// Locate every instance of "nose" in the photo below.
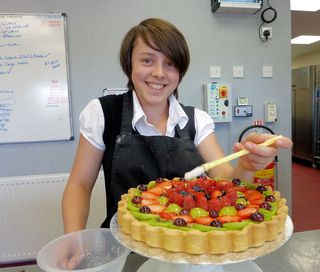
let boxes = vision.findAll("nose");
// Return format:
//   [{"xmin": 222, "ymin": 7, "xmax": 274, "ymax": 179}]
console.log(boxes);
[{"xmin": 152, "ymin": 63, "xmax": 165, "ymax": 78}]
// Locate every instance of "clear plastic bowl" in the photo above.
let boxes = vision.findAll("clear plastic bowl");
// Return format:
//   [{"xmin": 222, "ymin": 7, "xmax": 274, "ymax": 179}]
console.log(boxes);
[{"xmin": 37, "ymin": 228, "xmax": 130, "ymax": 272}]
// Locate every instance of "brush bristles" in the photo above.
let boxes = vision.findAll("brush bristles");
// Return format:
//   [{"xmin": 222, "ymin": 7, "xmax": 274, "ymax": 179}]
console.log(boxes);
[{"xmin": 184, "ymin": 166, "xmax": 205, "ymax": 180}]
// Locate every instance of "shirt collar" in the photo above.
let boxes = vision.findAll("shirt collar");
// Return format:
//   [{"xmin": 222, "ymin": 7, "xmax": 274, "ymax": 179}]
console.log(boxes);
[{"xmin": 131, "ymin": 91, "xmax": 189, "ymax": 131}]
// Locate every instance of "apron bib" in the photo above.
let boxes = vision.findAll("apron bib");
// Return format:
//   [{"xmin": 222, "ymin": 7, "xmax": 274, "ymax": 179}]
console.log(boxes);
[{"xmin": 101, "ymin": 93, "xmax": 203, "ymax": 227}]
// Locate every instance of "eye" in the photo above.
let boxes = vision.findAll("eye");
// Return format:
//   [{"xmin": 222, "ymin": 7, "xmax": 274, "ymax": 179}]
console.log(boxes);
[
  {"xmin": 141, "ymin": 58, "xmax": 153, "ymax": 65},
  {"xmin": 167, "ymin": 62, "xmax": 176, "ymax": 69}
]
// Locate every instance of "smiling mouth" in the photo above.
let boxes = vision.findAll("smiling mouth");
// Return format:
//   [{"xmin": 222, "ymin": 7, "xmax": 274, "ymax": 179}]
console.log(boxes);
[{"xmin": 148, "ymin": 82, "xmax": 165, "ymax": 90}]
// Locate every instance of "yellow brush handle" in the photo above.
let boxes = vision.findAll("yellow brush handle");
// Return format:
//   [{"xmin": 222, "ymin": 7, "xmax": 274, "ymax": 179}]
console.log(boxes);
[{"xmin": 203, "ymin": 135, "xmax": 283, "ymax": 172}]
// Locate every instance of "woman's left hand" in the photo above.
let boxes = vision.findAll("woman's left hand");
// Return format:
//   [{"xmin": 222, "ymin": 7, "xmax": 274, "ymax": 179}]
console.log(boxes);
[{"xmin": 233, "ymin": 133, "xmax": 293, "ymax": 172}]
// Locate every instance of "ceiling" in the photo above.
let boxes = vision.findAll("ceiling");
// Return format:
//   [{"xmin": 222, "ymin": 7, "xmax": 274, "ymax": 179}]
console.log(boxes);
[{"xmin": 291, "ymin": 10, "xmax": 320, "ymax": 58}]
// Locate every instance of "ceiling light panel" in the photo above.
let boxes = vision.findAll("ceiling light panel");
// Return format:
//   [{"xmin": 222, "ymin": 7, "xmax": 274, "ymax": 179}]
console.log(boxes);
[
  {"xmin": 290, "ymin": 0, "xmax": 320, "ymax": 11},
  {"xmin": 291, "ymin": 35, "xmax": 320, "ymax": 44}
]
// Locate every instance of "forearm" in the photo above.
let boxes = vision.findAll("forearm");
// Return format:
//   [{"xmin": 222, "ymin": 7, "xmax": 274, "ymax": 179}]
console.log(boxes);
[{"xmin": 62, "ymin": 182, "xmax": 91, "ymax": 233}]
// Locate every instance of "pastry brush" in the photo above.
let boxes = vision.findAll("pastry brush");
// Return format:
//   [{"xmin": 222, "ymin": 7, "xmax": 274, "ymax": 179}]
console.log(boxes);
[{"xmin": 184, "ymin": 135, "xmax": 284, "ymax": 180}]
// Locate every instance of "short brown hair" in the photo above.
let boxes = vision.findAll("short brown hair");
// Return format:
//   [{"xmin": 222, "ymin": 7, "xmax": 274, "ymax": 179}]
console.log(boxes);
[{"xmin": 119, "ymin": 18, "xmax": 190, "ymax": 98}]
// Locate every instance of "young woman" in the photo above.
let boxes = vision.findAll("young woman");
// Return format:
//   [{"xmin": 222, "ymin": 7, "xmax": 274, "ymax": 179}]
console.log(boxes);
[{"xmin": 62, "ymin": 18, "xmax": 292, "ymax": 234}]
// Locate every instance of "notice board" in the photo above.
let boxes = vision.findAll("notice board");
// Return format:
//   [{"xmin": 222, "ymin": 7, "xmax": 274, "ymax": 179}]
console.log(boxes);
[{"xmin": 0, "ymin": 13, "xmax": 73, "ymax": 143}]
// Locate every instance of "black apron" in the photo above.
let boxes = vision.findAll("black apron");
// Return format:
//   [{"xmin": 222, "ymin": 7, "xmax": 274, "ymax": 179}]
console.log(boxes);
[{"xmin": 100, "ymin": 92, "xmax": 204, "ymax": 227}]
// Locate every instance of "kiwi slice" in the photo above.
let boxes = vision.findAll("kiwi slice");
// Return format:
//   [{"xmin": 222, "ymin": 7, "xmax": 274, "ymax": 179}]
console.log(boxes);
[
  {"xmin": 269, "ymin": 201, "xmax": 279, "ymax": 216},
  {"xmin": 258, "ymin": 208, "xmax": 273, "ymax": 221},
  {"xmin": 191, "ymin": 223, "xmax": 227, "ymax": 232},
  {"xmin": 132, "ymin": 211, "xmax": 159, "ymax": 220},
  {"xmin": 147, "ymin": 180, "xmax": 156, "ymax": 189},
  {"xmin": 148, "ymin": 219, "xmax": 171, "ymax": 228},
  {"xmin": 223, "ymin": 220, "xmax": 250, "ymax": 230}
]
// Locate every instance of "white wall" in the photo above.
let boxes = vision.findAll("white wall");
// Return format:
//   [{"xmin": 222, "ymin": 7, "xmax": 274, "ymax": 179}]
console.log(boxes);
[{"xmin": 0, "ymin": 0, "xmax": 292, "ymax": 208}]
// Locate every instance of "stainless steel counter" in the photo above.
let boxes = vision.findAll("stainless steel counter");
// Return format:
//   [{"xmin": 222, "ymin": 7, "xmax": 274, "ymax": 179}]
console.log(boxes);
[{"xmin": 122, "ymin": 230, "xmax": 320, "ymax": 272}]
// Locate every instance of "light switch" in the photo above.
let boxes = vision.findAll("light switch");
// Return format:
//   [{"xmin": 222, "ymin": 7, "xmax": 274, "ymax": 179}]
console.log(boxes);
[
  {"xmin": 262, "ymin": 66, "xmax": 273, "ymax": 78},
  {"xmin": 233, "ymin": 66, "xmax": 244, "ymax": 78},
  {"xmin": 210, "ymin": 66, "xmax": 221, "ymax": 78}
]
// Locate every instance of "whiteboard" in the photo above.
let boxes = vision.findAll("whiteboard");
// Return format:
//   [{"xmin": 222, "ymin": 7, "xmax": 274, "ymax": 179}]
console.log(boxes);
[{"xmin": 0, "ymin": 13, "xmax": 73, "ymax": 143}]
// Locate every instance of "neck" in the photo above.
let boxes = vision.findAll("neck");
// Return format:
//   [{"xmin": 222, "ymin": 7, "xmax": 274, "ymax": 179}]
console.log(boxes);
[{"xmin": 143, "ymin": 102, "xmax": 169, "ymax": 135}]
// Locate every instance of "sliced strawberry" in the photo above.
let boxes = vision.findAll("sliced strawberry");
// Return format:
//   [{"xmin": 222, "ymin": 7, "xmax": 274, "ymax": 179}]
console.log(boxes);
[
  {"xmin": 156, "ymin": 181, "xmax": 172, "ymax": 190},
  {"xmin": 245, "ymin": 190, "xmax": 263, "ymax": 203},
  {"xmin": 147, "ymin": 204, "xmax": 166, "ymax": 214},
  {"xmin": 211, "ymin": 189, "xmax": 223, "ymax": 199},
  {"xmin": 250, "ymin": 199, "xmax": 264, "ymax": 205},
  {"xmin": 216, "ymin": 180, "xmax": 234, "ymax": 191},
  {"xmin": 216, "ymin": 215, "xmax": 241, "ymax": 223},
  {"xmin": 196, "ymin": 195, "xmax": 208, "ymax": 211},
  {"xmin": 172, "ymin": 214, "xmax": 194, "ymax": 224},
  {"xmin": 225, "ymin": 190, "xmax": 238, "ymax": 206},
  {"xmin": 159, "ymin": 211, "xmax": 175, "ymax": 220},
  {"xmin": 141, "ymin": 199, "xmax": 159, "ymax": 206},
  {"xmin": 183, "ymin": 194, "xmax": 197, "ymax": 210},
  {"xmin": 237, "ymin": 207, "xmax": 258, "ymax": 219},
  {"xmin": 208, "ymin": 198, "xmax": 223, "ymax": 212},
  {"xmin": 246, "ymin": 204, "xmax": 260, "ymax": 209},
  {"xmin": 227, "ymin": 186, "xmax": 246, "ymax": 193},
  {"xmin": 148, "ymin": 186, "xmax": 165, "ymax": 196},
  {"xmin": 194, "ymin": 216, "xmax": 214, "ymax": 226},
  {"xmin": 141, "ymin": 191, "xmax": 158, "ymax": 200},
  {"xmin": 168, "ymin": 191, "xmax": 184, "ymax": 207}
]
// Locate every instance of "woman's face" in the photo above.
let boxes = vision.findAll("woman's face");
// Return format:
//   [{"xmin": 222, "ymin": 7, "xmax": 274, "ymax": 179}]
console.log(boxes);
[{"xmin": 131, "ymin": 38, "xmax": 180, "ymax": 107}]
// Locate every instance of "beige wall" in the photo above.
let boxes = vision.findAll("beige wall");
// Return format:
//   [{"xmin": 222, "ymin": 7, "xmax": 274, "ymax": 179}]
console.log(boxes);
[{"xmin": 292, "ymin": 50, "xmax": 320, "ymax": 69}]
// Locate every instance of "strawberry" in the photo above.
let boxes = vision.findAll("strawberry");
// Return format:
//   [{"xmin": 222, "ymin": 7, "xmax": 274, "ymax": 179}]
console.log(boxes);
[
  {"xmin": 208, "ymin": 198, "xmax": 223, "ymax": 212},
  {"xmin": 141, "ymin": 191, "xmax": 158, "ymax": 200},
  {"xmin": 194, "ymin": 216, "xmax": 214, "ymax": 226},
  {"xmin": 156, "ymin": 181, "xmax": 172, "ymax": 190},
  {"xmin": 196, "ymin": 195, "xmax": 208, "ymax": 211},
  {"xmin": 148, "ymin": 186, "xmax": 165, "ymax": 196},
  {"xmin": 141, "ymin": 199, "xmax": 159, "ymax": 206},
  {"xmin": 245, "ymin": 190, "xmax": 263, "ymax": 203},
  {"xmin": 147, "ymin": 204, "xmax": 166, "ymax": 214},
  {"xmin": 172, "ymin": 214, "xmax": 194, "ymax": 224},
  {"xmin": 225, "ymin": 190, "xmax": 238, "ymax": 206},
  {"xmin": 215, "ymin": 180, "xmax": 234, "ymax": 191},
  {"xmin": 168, "ymin": 191, "xmax": 184, "ymax": 207},
  {"xmin": 216, "ymin": 215, "xmax": 241, "ymax": 223},
  {"xmin": 183, "ymin": 194, "xmax": 197, "ymax": 210},
  {"xmin": 159, "ymin": 211, "xmax": 175, "ymax": 220},
  {"xmin": 211, "ymin": 189, "xmax": 223, "ymax": 199},
  {"xmin": 237, "ymin": 207, "xmax": 258, "ymax": 219}
]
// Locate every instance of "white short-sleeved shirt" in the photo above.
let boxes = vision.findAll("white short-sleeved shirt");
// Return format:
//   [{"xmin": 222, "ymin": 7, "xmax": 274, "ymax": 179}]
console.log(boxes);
[{"xmin": 79, "ymin": 92, "xmax": 215, "ymax": 151}]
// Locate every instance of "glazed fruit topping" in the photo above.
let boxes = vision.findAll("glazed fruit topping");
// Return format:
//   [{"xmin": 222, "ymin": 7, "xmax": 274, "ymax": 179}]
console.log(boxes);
[
  {"xmin": 259, "ymin": 201, "xmax": 272, "ymax": 211},
  {"xmin": 138, "ymin": 184, "xmax": 148, "ymax": 192},
  {"xmin": 132, "ymin": 196, "xmax": 142, "ymax": 204},
  {"xmin": 250, "ymin": 212, "xmax": 264, "ymax": 222},
  {"xmin": 255, "ymin": 185, "xmax": 267, "ymax": 193},
  {"xmin": 235, "ymin": 203, "xmax": 246, "ymax": 211},
  {"xmin": 139, "ymin": 206, "xmax": 151, "ymax": 213},
  {"xmin": 232, "ymin": 178, "xmax": 241, "ymax": 186},
  {"xmin": 265, "ymin": 195, "xmax": 276, "ymax": 202},
  {"xmin": 130, "ymin": 177, "xmax": 279, "ymax": 231},
  {"xmin": 210, "ymin": 219, "xmax": 223, "ymax": 228},
  {"xmin": 174, "ymin": 218, "xmax": 187, "ymax": 227}
]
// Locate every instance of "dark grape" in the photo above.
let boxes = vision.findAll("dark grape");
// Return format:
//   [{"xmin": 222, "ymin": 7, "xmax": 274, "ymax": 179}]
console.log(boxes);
[
  {"xmin": 265, "ymin": 195, "xmax": 276, "ymax": 202},
  {"xmin": 250, "ymin": 212, "xmax": 264, "ymax": 222},
  {"xmin": 235, "ymin": 203, "xmax": 246, "ymax": 211},
  {"xmin": 209, "ymin": 210, "xmax": 219, "ymax": 218},
  {"xmin": 179, "ymin": 209, "xmax": 189, "ymax": 215},
  {"xmin": 256, "ymin": 185, "xmax": 267, "ymax": 193},
  {"xmin": 156, "ymin": 177, "xmax": 163, "ymax": 183},
  {"xmin": 139, "ymin": 206, "xmax": 151, "ymax": 214},
  {"xmin": 210, "ymin": 219, "xmax": 223, "ymax": 228},
  {"xmin": 131, "ymin": 196, "xmax": 142, "ymax": 204},
  {"xmin": 192, "ymin": 185, "xmax": 203, "ymax": 192},
  {"xmin": 232, "ymin": 178, "xmax": 241, "ymax": 186},
  {"xmin": 259, "ymin": 201, "xmax": 272, "ymax": 211},
  {"xmin": 174, "ymin": 218, "xmax": 187, "ymax": 227},
  {"xmin": 137, "ymin": 184, "xmax": 148, "ymax": 192}
]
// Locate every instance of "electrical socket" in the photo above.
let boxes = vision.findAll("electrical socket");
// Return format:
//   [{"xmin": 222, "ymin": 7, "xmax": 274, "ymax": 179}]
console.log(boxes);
[{"xmin": 261, "ymin": 27, "xmax": 272, "ymax": 39}]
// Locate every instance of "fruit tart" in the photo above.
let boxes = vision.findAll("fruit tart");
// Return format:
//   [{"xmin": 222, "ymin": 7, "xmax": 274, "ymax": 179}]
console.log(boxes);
[{"xmin": 117, "ymin": 176, "xmax": 288, "ymax": 254}]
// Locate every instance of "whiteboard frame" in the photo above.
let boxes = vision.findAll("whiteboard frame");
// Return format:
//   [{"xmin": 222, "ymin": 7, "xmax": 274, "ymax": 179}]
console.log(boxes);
[{"xmin": 0, "ymin": 12, "xmax": 74, "ymax": 144}]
